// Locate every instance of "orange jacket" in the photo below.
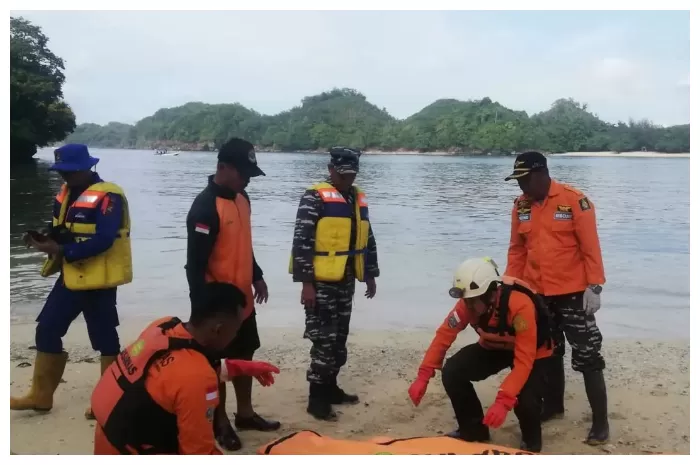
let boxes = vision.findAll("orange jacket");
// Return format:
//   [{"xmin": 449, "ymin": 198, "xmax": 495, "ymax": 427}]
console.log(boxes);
[
  {"xmin": 419, "ymin": 283, "xmax": 552, "ymax": 399},
  {"xmin": 92, "ymin": 317, "xmax": 222, "ymax": 455},
  {"xmin": 505, "ymin": 179, "xmax": 605, "ymax": 296}
]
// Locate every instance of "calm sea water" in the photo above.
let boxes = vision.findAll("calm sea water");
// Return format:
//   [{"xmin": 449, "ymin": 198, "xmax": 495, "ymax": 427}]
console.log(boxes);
[{"xmin": 10, "ymin": 148, "xmax": 690, "ymax": 339}]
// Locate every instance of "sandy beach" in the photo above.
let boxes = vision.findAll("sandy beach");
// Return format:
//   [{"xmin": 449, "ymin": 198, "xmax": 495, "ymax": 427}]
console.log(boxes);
[{"xmin": 9, "ymin": 316, "xmax": 689, "ymax": 455}]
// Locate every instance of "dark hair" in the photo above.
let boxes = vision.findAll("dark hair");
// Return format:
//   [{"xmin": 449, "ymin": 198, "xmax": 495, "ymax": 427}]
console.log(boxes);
[{"xmin": 190, "ymin": 282, "xmax": 246, "ymax": 325}]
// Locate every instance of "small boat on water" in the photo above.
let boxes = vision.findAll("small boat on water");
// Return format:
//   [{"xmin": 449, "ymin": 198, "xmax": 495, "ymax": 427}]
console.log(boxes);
[{"xmin": 154, "ymin": 149, "xmax": 180, "ymax": 156}]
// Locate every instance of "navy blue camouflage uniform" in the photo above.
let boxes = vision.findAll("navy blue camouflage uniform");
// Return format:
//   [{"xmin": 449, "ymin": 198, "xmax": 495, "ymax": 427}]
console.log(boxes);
[{"xmin": 291, "ymin": 162, "xmax": 379, "ymax": 388}]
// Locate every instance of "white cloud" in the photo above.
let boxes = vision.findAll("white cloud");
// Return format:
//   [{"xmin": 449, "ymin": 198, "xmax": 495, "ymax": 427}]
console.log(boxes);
[{"xmin": 591, "ymin": 57, "xmax": 639, "ymax": 82}]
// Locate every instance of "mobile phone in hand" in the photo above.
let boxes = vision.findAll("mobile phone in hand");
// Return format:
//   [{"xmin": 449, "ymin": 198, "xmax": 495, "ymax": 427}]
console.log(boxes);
[{"xmin": 25, "ymin": 230, "xmax": 47, "ymax": 242}]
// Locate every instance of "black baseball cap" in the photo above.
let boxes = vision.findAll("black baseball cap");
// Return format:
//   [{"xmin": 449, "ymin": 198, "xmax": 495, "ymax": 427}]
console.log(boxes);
[
  {"xmin": 504, "ymin": 151, "xmax": 548, "ymax": 181},
  {"xmin": 329, "ymin": 146, "xmax": 360, "ymax": 174},
  {"xmin": 217, "ymin": 138, "xmax": 265, "ymax": 177}
]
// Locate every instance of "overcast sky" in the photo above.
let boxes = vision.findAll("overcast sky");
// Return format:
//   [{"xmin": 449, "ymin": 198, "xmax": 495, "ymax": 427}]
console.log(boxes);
[{"xmin": 12, "ymin": 10, "xmax": 690, "ymax": 127}]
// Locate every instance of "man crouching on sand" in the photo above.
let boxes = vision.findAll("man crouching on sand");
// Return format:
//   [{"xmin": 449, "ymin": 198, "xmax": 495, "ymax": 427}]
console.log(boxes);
[
  {"xmin": 90, "ymin": 282, "xmax": 279, "ymax": 455},
  {"xmin": 408, "ymin": 257, "xmax": 553, "ymax": 453}
]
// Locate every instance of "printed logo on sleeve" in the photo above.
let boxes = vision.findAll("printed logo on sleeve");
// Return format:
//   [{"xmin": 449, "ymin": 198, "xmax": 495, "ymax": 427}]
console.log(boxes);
[
  {"xmin": 195, "ymin": 223, "xmax": 210, "ymax": 235},
  {"xmin": 512, "ymin": 314, "xmax": 529, "ymax": 333},
  {"xmin": 578, "ymin": 197, "xmax": 591, "ymax": 211},
  {"xmin": 447, "ymin": 311, "xmax": 461, "ymax": 328}
]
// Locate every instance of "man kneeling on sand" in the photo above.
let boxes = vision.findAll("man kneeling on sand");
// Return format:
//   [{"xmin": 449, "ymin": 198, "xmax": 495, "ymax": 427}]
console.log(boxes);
[{"xmin": 90, "ymin": 282, "xmax": 279, "ymax": 455}]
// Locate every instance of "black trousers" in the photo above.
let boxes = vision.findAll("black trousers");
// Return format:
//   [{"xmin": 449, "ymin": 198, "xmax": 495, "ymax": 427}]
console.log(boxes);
[{"xmin": 441, "ymin": 343, "xmax": 546, "ymax": 446}]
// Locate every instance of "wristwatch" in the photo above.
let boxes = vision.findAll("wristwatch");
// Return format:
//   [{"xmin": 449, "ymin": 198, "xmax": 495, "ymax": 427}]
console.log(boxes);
[{"xmin": 588, "ymin": 285, "xmax": 603, "ymax": 295}]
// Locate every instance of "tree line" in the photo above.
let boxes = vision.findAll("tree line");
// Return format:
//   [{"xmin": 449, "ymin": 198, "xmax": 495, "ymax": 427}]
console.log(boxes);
[{"xmin": 66, "ymin": 89, "xmax": 690, "ymax": 155}]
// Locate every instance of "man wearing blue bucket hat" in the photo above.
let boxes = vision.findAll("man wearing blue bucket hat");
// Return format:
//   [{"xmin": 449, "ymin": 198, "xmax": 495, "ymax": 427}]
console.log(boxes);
[{"xmin": 10, "ymin": 144, "xmax": 133, "ymax": 421}]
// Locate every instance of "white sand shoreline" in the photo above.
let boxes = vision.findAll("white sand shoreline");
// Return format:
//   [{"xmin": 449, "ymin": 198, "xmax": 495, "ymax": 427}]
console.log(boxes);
[
  {"xmin": 9, "ymin": 318, "xmax": 690, "ymax": 455},
  {"xmin": 549, "ymin": 151, "xmax": 689, "ymax": 159},
  {"xmin": 54, "ymin": 147, "xmax": 690, "ymax": 159}
]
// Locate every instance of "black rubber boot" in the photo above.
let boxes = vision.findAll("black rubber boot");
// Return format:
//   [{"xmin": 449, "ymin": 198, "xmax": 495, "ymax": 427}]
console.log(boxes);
[
  {"xmin": 307, "ymin": 383, "xmax": 337, "ymax": 421},
  {"xmin": 583, "ymin": 370, "xmax": 609, "ymax": 445},
  {"xmin": 541, "ymin": 356, "xmax": 566, "ymax": 422},
  {"xmin": 519, "ymin": 425, "xmax": 542, "ymax": 453},
  {"xmin": 446, "ymin": 422, "xmax": 490, "ymax": 443},
  {"xmin": 329, "ymin": 378, "xmax": 359, "ymax": 405}
]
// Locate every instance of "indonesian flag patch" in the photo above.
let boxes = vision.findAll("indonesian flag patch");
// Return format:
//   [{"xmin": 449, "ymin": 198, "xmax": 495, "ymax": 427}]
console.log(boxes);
[
  {"xmin": 205, "ymin": 386, "xmax": 219, "ymax": 401},
  {"xmin": 195, "ymin": 223, "xmax": 210, "ymax": 235}
]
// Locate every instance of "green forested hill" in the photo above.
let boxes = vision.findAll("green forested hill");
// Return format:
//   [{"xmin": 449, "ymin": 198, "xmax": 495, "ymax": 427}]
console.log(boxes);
[{"xmin": 64, "ymin": 88, "xmax": 690, "ymax": 154}]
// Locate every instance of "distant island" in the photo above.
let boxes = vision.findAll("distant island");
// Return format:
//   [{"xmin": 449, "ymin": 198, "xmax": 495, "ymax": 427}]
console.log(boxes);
[{"xmin": 64, "ymin": 88, "xmax": 690, "ymax": 156}]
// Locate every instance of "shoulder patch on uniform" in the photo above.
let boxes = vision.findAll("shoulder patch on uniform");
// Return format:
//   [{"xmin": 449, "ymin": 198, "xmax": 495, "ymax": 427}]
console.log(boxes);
[
  {"xmin": 206, "ymin": 406, "xmax": 215, "ymax": 423},
  {"xmin": 447, "ymin": 311, "xmax": 461, "ymax": 328},
  {"xmin": 195, "ymin": 223, "xmax": 210, "ymax": 235},
  {"xmin": 205, "ymin": 386, "xmax": 219, "ymax": 401},
  {"xmin": 578, "ymin": 197, "xmax": 591, "ymax": 211},
  {"xmin": 512, "ymin": 314, "xmax": 528, "ymax": 333}
]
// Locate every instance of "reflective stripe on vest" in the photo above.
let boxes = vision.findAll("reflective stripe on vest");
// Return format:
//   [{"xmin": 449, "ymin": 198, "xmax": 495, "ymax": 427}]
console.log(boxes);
[{"xmin": 310, "ymin": 182, "xmax": 370, "ymax": 282}]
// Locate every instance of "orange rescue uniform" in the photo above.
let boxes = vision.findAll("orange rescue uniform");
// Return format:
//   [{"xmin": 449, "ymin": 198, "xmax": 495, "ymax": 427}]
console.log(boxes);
[
  {"xmin": 92, "ymin": 317, "xmax": 222, "ymax": 455},
  {"xmin": 419, "ymin": 279, "xmax": 552, "ymax": 399},
  {"xmin": 505, "ymin": 179, "xmax": 605, "ymax": 296}
]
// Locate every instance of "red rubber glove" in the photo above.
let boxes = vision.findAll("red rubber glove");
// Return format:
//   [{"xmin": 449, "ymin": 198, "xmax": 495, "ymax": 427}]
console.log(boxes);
[
  {"xmin": 483, "ymin": 391, "xmax": 518, "ymax": 428},
  {"xmin": 222, "ymin": 360, "xmax": 280, "ymax": 387},
  {"xmin": 408, "ymin": 367, "xmax": 435, "ymax": 406}
]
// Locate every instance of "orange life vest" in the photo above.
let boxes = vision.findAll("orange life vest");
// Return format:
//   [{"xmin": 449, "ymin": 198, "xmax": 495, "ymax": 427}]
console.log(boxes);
[
  {"xmin": 91, "ymin": 317, "xmax": 211, "ymax": 455},
  {"xmin": 474, "ymin": 276, "xmax": 552, "ymax": 355},
  {"xmin": 205, "ymin": 195, "xmax": 255, "ymax": 320}
]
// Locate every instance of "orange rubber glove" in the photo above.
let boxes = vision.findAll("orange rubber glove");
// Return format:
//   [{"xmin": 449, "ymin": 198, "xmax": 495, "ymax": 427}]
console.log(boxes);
[
  {"xmin": 483, "ymin": 391, "xmax": 518, "ymax": 428},
  {"xmin": 408, "ymin": 367, "xmax": 435, "ymax": 407},
  {"xmin": 221, "ymin": 360, "xmax": 280, "ymax": 387}
]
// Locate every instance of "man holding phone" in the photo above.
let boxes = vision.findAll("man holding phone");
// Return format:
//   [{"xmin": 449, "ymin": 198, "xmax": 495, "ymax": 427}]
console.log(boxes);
[{"xmin": 10, "ymin": 144, "xmax": 132, "ymax": 421}]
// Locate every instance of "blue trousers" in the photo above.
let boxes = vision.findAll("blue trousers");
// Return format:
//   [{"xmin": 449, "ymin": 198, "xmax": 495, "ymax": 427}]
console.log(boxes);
[{"xmin": 35, "ymin": 277, "xmax": 121, "ymax": 355}]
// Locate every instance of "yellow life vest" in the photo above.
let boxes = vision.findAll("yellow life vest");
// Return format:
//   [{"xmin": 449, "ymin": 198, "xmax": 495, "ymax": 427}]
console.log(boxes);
[
  {"xmin": 289, "ymin": 182, "xmax": 370, "ymax": 282},
  {"xmin": 40, "ymin": 181, "xmax": 133, "ymax": 291}
]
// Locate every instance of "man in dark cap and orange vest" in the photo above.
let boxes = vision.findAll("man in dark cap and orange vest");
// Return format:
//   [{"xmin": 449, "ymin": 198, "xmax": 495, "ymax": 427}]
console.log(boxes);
[
  {"xmin": 408, "ymin": 257, "xmax": 552, "ymax": 453},
  {"xmin": 10, "ymin": 143, "xmax": 132, "ymax": 421},
  {"xmin": 185, "ymin": 137, "xmax": 278, "ymax": 451},
  {"xmin": 504, "ymin": 151, "xmax": 609, "ymax": 445}
]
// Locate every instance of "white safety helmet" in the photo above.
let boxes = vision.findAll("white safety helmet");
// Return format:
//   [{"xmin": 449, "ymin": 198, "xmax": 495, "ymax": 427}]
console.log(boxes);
[{"xmin": 448, "ymin": 257, "xmax": 502, "ymax": 299}]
